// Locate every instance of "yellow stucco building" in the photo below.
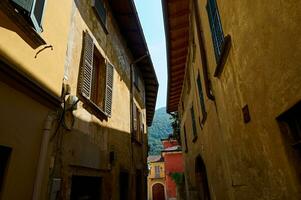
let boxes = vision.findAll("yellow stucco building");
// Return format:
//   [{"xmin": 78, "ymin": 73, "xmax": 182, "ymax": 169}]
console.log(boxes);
[
  {"xmin": 0, "ymin": 0, "xmax": 158, "ymax": 199},
  {"xmin": 148, "ymin": 155, "xmax": 166, "ymax": 200},
  {"xmin": 163, "ymin": 0, "xmax": 301, "ymax": 199}
]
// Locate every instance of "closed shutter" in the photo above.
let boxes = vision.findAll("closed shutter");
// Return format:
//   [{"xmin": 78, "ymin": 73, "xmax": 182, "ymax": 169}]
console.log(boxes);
[
  {"xmin": 133, "ymin": 103, "xmax": 137, "ymax": 137},
  {"xmin": 105, "ymin": 62, "xmax": 114, "ymax": 116},
  {"xmin": 80, "ymin": 31, "xmax": 94, "ymax": 100}
]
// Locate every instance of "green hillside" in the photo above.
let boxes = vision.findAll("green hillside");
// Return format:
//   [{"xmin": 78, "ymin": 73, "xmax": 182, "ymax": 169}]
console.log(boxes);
[{"xmin": 148, "ymin": 107, "xmax": 172, "ymax": 155}]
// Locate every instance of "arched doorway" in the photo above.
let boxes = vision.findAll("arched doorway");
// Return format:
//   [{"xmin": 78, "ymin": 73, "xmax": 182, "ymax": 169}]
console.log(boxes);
[
  {"xmin": 195, "ymin": 155, "xmax": 211, "ymax": 200},
  {"xmin": 152, "ymin": 183, "xmax": 165, "ymax": 200}
]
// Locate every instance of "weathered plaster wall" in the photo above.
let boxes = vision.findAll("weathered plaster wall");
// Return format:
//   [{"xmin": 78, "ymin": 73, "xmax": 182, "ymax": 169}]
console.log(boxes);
[
  {"xmin": 180, "ymin": 0, "xmax": 301, "ymax": 199},
  {"xmin": 61, "ymin": 0, "xmax": 148, "ymax": 199}
]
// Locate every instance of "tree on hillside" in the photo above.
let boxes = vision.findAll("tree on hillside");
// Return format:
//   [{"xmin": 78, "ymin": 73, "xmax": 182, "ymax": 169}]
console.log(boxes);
[{"xmin": 169, "ymin": 112, "xmax": 181, "ymax": 144}]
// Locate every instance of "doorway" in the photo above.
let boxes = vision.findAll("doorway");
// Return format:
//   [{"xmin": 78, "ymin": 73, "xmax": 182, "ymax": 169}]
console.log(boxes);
[
  {"xmin": 195, "ymin": 155, "xmax": 211, "ymax": 200},
  {"xmin": 70, "ymin": 175, "xmax": 102, "ymax": 200},
  {"xmin": 119, "ymin": 171, "xmax": 129, "ymax": 200},
  {"xmin": 152, "ymin": 183, "xmax": 165, "ymax": 200}
]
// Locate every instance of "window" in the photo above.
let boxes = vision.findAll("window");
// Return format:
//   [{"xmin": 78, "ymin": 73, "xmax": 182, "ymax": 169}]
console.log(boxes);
[
  {"xmin": 134, "ymin": 67, "xmax": 139, "ymax": 89},
  {"xmin": 11, "ymin": 0, "xmax": 46, "ymax": 32},
  {"xmin": 79, "ymin": 31, "xmax": 114, "ymax": 116},
  {"xmin": 155, "ymin": 166, "xmax": 160, "ymax": 178},
  {"xmin": 0, "ymin": 146, "xmax": 12, "ymax": 195},
  {"xmin": 206, "ymin": 0, "xmax": 224, "ymax": 61},
  {"xmin": 183, "ymin": 125, "xmax": 188, "ymax": 153},
  {"xmin": 197, "ymin": 72, "xmax": 207, "ymax": 120},
  {"xmin": 132, "ymin": 103, "xmax": 143, "ymax": 143},
  {"xmin": 191, "ymin": 106, "xmax": 197, "ymax": 141},
  {"xmin": 92, "ymin": 0, "xmax": 107, "ymax": 33}
]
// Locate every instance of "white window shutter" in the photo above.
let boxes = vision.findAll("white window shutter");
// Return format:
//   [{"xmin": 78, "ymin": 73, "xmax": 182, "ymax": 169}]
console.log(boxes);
[
  {"xmin": 80, "ymin": 31, "xmax": 94, "ymax": 100},
  {"xmin": 105, "ymin": 62, "xmax": 114, "ymax": 116}
]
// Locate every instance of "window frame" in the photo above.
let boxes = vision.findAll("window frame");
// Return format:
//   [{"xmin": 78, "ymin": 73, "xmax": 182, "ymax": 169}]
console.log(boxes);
[
  {"xmin": 78, "ymin": 31, "xmax": 114, "ymax": 118},
  {"xmin": 92, "ymin": 0, "xmax": 108, "ymax": 34},
  {"xmin": 191, "ymin": 106, "xmax": 198, "ymax": 142},
  {"xmin": 206, "ymin": 0, "xmax": 224, "ymax": 62}
]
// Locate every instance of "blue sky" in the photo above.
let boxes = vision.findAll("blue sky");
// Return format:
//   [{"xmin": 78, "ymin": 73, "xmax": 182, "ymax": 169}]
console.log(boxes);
[{"xmin": 134, "ymin": 0, "xmax": 167, "ymax": 110}]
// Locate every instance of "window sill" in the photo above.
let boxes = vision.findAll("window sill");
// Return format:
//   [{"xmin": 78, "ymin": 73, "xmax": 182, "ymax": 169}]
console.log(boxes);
[
  {"xmin": 0, "ymin": 0, "xmax": 46, "ymax": 47},
  {"xmin": 214, "ymin": 35, "xmax": 232, "ymax": 78},
  {"xmin": 81, "ymin": 96, "xmax": 108, "ymax": 120}
]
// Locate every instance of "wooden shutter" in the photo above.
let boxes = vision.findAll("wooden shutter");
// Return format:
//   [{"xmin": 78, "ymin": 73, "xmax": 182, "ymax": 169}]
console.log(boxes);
[
  {"xmin": 105, "ymin": 62, "xmax": 114, "ymax": 116},
  {"xmin": 80, "ymin": 31, "xmax": 94, "ymax": 100}
]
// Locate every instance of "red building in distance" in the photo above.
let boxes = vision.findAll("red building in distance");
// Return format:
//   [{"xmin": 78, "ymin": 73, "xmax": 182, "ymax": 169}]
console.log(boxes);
[{"xmin": 161, "ymin": 139, "xmax": 184, "ymax": 200}]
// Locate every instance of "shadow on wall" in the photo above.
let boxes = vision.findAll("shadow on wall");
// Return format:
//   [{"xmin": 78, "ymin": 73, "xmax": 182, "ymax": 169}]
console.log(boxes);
[
  {"xmin": 0, "ymin": 7, "xmax": 42, "ymax": 49},
  {"xmin": 51, "ymin": 110, "xmax": 146, "ymax": 199}
]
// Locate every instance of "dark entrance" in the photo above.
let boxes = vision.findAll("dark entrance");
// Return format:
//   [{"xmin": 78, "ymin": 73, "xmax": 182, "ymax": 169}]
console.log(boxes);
[
  {"xmin": 70, "ymin": 176, "xmax": 102, "ymax": 200},
  {"xmin": 0, "ymin": 146, "xmax": 11, "ymax": 195},
  {"xmin": 152, "ymin": 183, "xmax": 165, "ymax": 200},
  {"xmin": 119, "ymin": 171, "xmax": 129, "ymax": 200},
  {"xmin": 195, "ymin": 155, "xmax": 211, "ymax": 200},
  {"xmin": 135, "ymin": 170, "xmax": 142, "ymax": 200}
]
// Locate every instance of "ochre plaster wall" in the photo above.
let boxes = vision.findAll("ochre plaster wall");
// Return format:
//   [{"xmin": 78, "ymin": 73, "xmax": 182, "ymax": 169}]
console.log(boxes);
[
  {"xmin": 0, "ymin": 0, "xmax": 72, "ymax": 96},
  {"xmin": 179, "ymin": 0, "xmax": 301, "ymax": 199}
]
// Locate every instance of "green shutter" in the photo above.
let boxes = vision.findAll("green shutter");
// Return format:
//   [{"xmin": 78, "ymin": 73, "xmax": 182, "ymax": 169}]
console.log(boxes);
[
  {"xmin": 105, "ymin": 62, "xmax": 114, "ymax": 116},
  {"xmin": 30, "ymin": 0, "xmax": 47, "ymax": 32},
  {"xmin": 12, "ymin": 0, "xmax": 34, "ymax": 13},
  {"xmin": 80, "ymin": 31, "xmax": 94, "ymax": 100},
  {"xmin": 12, "ymin": 0, "xmax": 46, "ymax": 33}
]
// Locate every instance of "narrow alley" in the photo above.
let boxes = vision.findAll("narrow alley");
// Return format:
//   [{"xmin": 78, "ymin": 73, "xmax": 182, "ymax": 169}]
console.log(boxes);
[{"xmin": 0, "ymin": 0, "xmax": 301, "ymax": 200}]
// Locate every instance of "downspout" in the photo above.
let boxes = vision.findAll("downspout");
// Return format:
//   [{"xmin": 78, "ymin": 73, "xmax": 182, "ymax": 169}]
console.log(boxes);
[
  {"xmin": 193, "ymin": 0, "xmax": 215, "ymax": 101},
  {"xmin": 32, "ymin": 112, "xmax": 57, "ymax": 200}
]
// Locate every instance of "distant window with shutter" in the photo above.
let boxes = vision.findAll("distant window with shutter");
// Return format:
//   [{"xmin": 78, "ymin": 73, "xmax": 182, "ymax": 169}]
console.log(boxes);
[
  {"xmin": 11, "ymin": 0, "xmax": 46, "ymax": 32},
  {"xmin": 79, "ymin": 31, "xmax": 114, "ymax": 117},
  {"xmin": 133, "ymin": 103, "xmax": 137, "ymax": 138},
  {"xmin": 183, "ymin": 125, "xmax": 188, "ymax": 153},
  {"xmin": 206, "ymin": 0, "xmax": 224, "ymax": 61},
  {"xmin": 191, "ymin": 106, "xmax": 197, "ymax": 139},
  {"xmin": 155, "ymin": 166, "xmax": 160, "ymax": 178},
  {"xmin": 92, "ymin": 0, "xmax": 107, "ymax": 32},
  {"xmin": 197, "ymin": 72, "xmax": 206, "ymax": 117}
]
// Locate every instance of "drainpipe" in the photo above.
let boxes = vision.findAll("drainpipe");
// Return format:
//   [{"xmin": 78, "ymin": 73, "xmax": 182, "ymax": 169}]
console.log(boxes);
[
  {"xmin": 32, "ymin": 112, "xmax": 57, "ymax": 200},
  {"xmin": 193, "ymin": 0, "xmax": 215, "ymax": 101}
]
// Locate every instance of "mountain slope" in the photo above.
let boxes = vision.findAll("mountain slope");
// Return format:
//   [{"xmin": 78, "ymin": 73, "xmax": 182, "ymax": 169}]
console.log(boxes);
[{"xmin": 148, "ymin": 107, "xmax": 172, "ymax": 155}]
